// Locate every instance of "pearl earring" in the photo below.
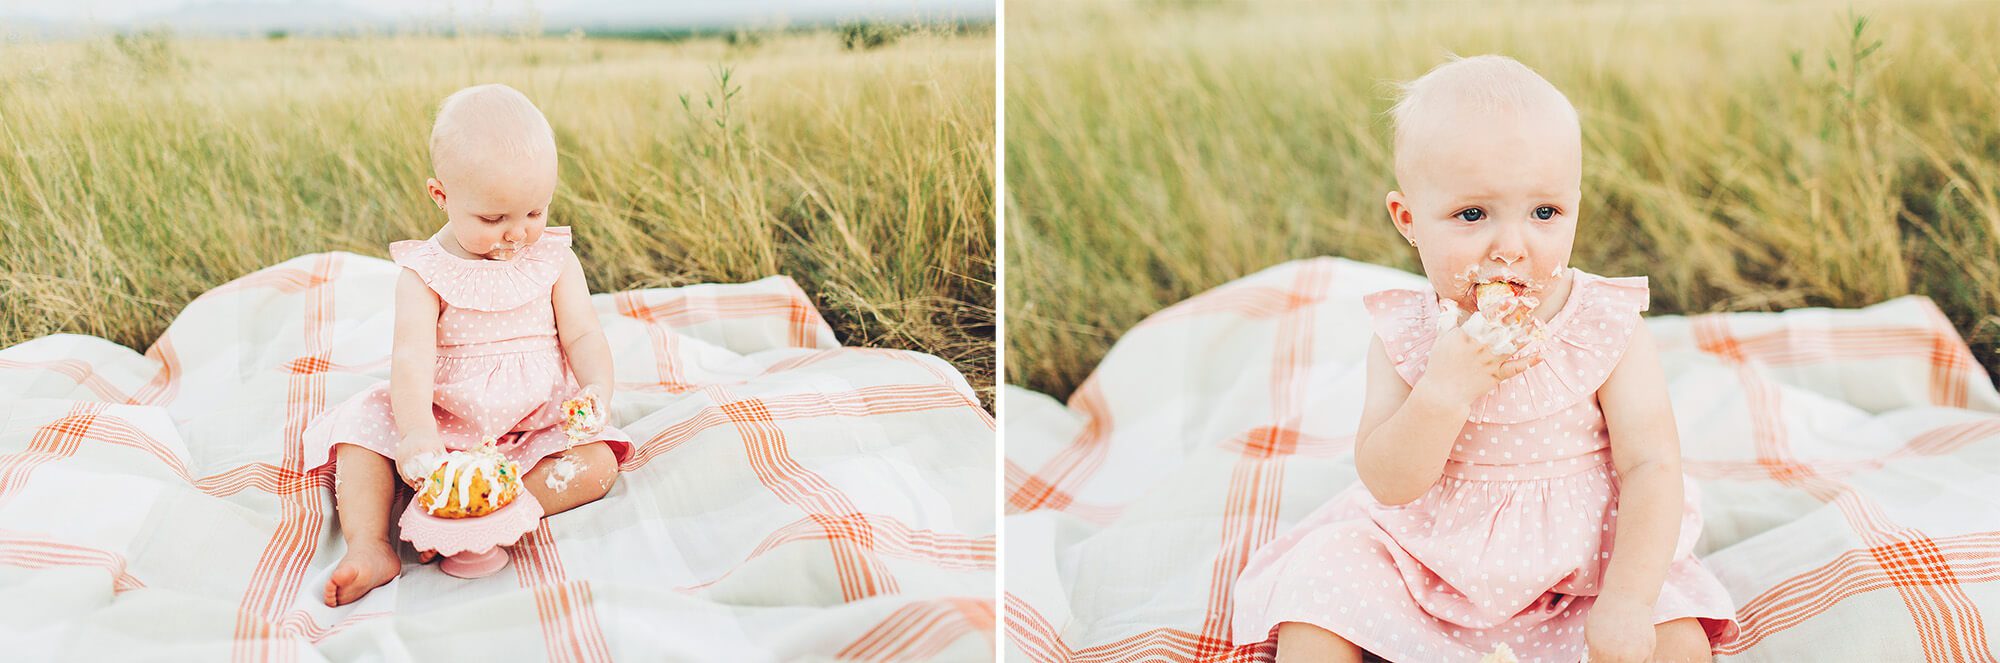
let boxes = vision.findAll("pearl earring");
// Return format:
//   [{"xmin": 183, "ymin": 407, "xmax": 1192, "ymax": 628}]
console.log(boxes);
[{"xmin": 1406, "ymin": 236, "xmax": 1417, "ymax": 247}]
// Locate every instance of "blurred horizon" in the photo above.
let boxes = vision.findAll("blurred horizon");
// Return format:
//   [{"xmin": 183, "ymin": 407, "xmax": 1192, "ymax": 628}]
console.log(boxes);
[{"xmin": 0, "ymin": 0, "xmax": 993, "ymax": 39}]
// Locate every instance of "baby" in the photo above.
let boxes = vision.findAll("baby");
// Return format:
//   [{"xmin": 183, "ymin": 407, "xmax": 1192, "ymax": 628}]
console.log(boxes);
[
  {"xmin": 304, "ymin": 84, "xmax": 635, "ymax": 607},
  {"xmin": 1231, "ymin": 56, "xmax": 1736, "ymax": 661}
]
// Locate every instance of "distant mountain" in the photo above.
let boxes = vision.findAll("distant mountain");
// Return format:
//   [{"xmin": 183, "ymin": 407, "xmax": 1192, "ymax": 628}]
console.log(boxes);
[{"xmin": 127, "ymin": 2, "xmax": 386, "ymax": 36}]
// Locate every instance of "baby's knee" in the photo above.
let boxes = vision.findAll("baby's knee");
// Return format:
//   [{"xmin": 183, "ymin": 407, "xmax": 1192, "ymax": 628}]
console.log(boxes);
[
  {"xmin": 563, "ymin": 443, "xmax": 620, "ymax": 498},
  {"xmin": 1275, "ymin": 621, "xmax": 1362, "ymax": 663},
  {"xmin": 1651, "ymin": 619, "xmax": 1714, "ymax": 663}
]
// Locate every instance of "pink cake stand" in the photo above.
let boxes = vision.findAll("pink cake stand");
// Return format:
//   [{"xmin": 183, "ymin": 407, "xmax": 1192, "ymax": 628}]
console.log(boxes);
[{"xmin": 398, "ymin": 489, "xmax": 544, "ymax": 579}]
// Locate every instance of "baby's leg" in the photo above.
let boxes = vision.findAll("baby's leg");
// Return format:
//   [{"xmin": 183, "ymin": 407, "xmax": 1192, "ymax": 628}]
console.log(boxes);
[
  {"xmin": 523, "ymin": 441, "xmax": 620, "ymax": 516},
  {"xmin": 1276, "ymin": 621, "xmax": 1365, "ymax": 663},
  {"xmin": 324, "ymin": 444, "xmax": 403, "ymax": 607},
  {"xmin": 1651, "ymin": 618, "xmax": 1714, "ymax": 662}
]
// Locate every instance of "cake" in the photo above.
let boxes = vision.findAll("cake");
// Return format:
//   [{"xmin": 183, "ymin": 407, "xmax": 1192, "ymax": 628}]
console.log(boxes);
[
  {"xmin": 560, "ymin": 392, "xmax": 603, "ymax": 442},
  {"xmin": 1478, "ymin": 643, "xmax": 1520, "ymax": 663},
  {"xmin": 1473, "ymin": 280, "xmax": 1538, "ymax": 327},
  {"xmin": 1458, "ymin": 279, "xmax": 1547, "ymax": 356},
  {"xmin": 415, "ymin": 438, "xmax": 524, "ymax": 519}
]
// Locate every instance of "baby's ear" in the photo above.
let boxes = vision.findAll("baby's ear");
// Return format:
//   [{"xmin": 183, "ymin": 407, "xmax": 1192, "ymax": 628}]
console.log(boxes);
[{"xmin": 1384, "ymin": 190, "xmax": 1413, "ymax": 229}]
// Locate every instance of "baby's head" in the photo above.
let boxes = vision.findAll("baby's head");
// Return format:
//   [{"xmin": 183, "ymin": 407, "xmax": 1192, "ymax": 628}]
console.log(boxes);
[
  {"xmin": 1384, "ymin": 55, "xmax": 1581, "ymax": 307},
  {"xmin": 425, "ymin": 84, "xmax": 557, "ymax": 261}
]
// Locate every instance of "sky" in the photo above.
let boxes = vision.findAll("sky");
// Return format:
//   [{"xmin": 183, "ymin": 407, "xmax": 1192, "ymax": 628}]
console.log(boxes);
[{"xmin": 0, "ymin": 0, "xmax": 993, "ymax": 30}]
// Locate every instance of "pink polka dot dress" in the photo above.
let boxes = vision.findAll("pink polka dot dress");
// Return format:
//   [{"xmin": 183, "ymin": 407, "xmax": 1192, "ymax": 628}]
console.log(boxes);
[
  {"xmin": 1231, "ymin": 270, "xmax": 1736, "ymax": 661},
  {"xmin": 303, "ymin": 227, "xmax": 634, "ymax": 472}
]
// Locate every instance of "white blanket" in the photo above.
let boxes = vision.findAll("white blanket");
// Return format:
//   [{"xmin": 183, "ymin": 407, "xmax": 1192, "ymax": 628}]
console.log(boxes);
[
  {"xmin": 0, "ymin": 252, "xmax": 996, "ymax": 661},
  {"xmin": 1003, "ymin": 257, "xmax": 2000, "ymax": 662}
]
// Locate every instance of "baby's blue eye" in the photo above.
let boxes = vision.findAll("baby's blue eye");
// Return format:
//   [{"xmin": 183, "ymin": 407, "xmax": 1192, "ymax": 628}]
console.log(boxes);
[
  {"xmin": 1534, "ymin": 206, "xmax": 1557, "ymax": 220},
  {"xmin": 1455, "ymin": 208, "xmax": 1485, "ymax": 222}
]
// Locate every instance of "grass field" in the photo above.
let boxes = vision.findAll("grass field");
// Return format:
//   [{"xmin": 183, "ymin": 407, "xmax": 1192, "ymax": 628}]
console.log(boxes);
[
  {"xmin": 0, "ymin": 27, "xmax": 996, "ymax": 404},
  {"xmin": 1005, "ymin": 0, "xmax": 2000, "ymax": 401}
]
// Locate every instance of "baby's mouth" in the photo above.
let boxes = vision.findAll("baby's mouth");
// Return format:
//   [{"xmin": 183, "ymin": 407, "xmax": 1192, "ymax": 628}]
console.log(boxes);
[
  {"xmin": 1450, "ymin": 265, "xmax": 1540, "ymax": 298},
  {"xmin": 484, "ymin": 243, "xmax": 523, "ymax": 261}
]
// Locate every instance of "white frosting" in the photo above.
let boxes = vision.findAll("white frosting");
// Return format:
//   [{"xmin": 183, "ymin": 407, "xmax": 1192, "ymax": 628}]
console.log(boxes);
[
  {"xmin": 562, "ymin": 394, "xmax": 604, "ymax": 441},
  {"xmin": 422, "ymin": 441, "xmax": 519, "ymax": 514},
  {"xmin": 1441, "ymin": 280, "xmax": 1545, "ymax": 358},
  {"xmin": 1480, "ymin": 643, "xmax": 1520, "ymax": 663},
  {"xmin": 545, "ymin": 455, "xmax": 581, "ymax": 492}
]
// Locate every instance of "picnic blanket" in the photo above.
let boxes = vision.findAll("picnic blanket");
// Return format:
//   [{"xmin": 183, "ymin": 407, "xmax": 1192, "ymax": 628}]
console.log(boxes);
[
  {"xmin": 1003, "ymin": 257, "xmax": 2000, "ymax": 662},
  {"xmin": 0, "ymin": 252, "xmax": 996, "ymax": 661}
]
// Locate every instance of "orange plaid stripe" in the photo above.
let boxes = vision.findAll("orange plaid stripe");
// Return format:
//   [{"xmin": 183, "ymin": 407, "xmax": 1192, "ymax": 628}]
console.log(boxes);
[
  {"xmin": 615, "ymin": 290, "xmax": 690, "ymax": 392},
  {"xmin": 1005, "ymin": 379, "xmax": 1111, "ymax": 513},
  {"xmin": 1689, "ymin": 303, "xmax": 1982, "ymax": 410},
  {"xmin": 232, "ymin": 254, "xmax": 341, "ymax": 663},
  {"xmin": 615, "ymin": 289, "xmax": 828, "ymax": 338},
  {"xmin": 1690, "ymin": 419, "xmax": 2000, "ymax": 481},
  {"xmin": 129, "ymin": 335, "xmax": 180, "ymax": 406},
  {"xmin": 193, "ymin": 264, "xmax": 331, "ymax": 304},
  {"xmin": 274, "ymin": 610, "xmax": 390, "ymax": 645},
  {"xmin": 620, "ymin": 382, "xmax": 975, "ymax": 471},
  {"xmin": 0, "ymin": 358, "xmax": 131, "ymax": 402},
  {"xmin": 1197, "ymin": 262, "xmax": 1330, "ymax": 657},
  {"xmin": 513, "ymin": 521, "xmax": 614, "ymax": 663},
  {"xmin": 1874, "ymin": 537, "xmax": 1956, "ymax": 588},
  {"xmin": 0, "ymin": 533, "xmax": 145, "ymax": 593},
  {"xmin": 715, "ymin": 388, "xmax": 900, "ymax": 601},
  {"xmin": 0, "ymin": 403, "xmax": 103, "ymax": 509},
  {"xmin": 1006, "ymin": 593, "xmax": 1269, "ymax": 663},
  {"xmin": 680, "ymin": 514, "xmax": 995, "ymax": 592},
  {"xmin": 1231, "ymin": 426, "xmax": 1301, "ymax": 459},
  {"xmin": 1707, "ymin": 313, "xmax": 1997, "ymax": 661},
  {"xmin": 835, "ymin": 597, "xmax": 995, "ymax": 661},
  {"xmin": 1721, "ymin": 532, "xmax": 2000, "ymax": 656}
]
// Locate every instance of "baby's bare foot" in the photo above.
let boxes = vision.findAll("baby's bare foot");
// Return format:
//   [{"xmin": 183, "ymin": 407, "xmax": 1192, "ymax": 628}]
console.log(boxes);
[{"xmin": 323, "ymin": 541, "xmax": 401, "ymax": 607}]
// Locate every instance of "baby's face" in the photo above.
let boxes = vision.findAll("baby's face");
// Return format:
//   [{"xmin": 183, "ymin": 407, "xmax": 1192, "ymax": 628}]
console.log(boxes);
[
  {"xmin": 1388, "ymin": 107, "xmax": 1582, "ymax": 309},
  {"xmin": 432, "ymin": 148, "xmax": 557, "ymax": 261}
]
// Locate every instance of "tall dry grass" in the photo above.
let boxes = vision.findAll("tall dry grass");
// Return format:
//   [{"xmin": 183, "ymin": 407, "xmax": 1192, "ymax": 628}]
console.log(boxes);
[
  {"xmin": 1006, "ymin": 0, "xmax": 2000, "ymax": 400},
  {"xmin": 0, "ymin": 28, "xmax": 996, "ymax": 402}
]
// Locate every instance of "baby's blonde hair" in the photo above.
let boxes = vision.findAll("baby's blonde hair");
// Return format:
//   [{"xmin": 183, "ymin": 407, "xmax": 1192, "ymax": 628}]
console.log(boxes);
[
  {"xmin": 1389, "ymin": 55, "xmax": 1578, "ymax": 174},
  {"xmin": 429, "ymin": 84, "xmax": 556, "ymax": 176}
]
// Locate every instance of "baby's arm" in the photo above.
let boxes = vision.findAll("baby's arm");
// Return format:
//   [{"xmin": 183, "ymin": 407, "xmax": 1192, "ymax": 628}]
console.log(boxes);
[
  {"xmin": 1588, "ymin": 323, "xmax": 1683, "ymax": 659},
  {"xmin": 1352, "ymin": 335, "xmax": 1461, "ymax": 506},
  {"xmin": 1596, "ymin": 323, "xmax": 1682, "ymax": 607},
  {"xmin": 390, "ymin": 269, "xmax": 444, "ymax": 484},
  {"xmin": 551, "ymin": 256, "xmax": 614, "ymax": 408},
  {"xmin": 1356, "ymin": 326, "xmax": 1541, "ymax": 505}
]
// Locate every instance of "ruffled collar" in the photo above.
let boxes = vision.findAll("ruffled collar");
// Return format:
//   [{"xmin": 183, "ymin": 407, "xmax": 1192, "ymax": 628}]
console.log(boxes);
[
  {"xmin": 389, "ymin": 226, "xmax": 574, "ymax": 311},
  {"xmin": 1363, "ymin": 270, "xmax": 1650, "ymax": 424}
]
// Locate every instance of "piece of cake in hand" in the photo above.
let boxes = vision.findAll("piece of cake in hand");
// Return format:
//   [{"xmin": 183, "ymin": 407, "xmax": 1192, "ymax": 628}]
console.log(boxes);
[
  {"xmin": 1478, "ymin": 643, "xmax": 1520, "ymax": 663},
  {"xmin": 1461, "ymin": 279, "xmax": 1546, "ymax": 356},
  {"xmin": 1473, "ymin": 281, "xmax": 1537, "ymax": 327},
  {"xmin": 559, "ymin": 392, "xmax": 603, "ymax": 442},
  {"xmin": 416, "ymin": 438, "xmax": 524, "ymax": 518}
]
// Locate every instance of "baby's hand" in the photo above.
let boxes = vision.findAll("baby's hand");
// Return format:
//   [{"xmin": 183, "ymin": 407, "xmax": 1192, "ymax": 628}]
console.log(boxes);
[
  {"xmin": 1584, "ymin": 596, "xmax": 1656, "ymax": 663},
  {"xmin": 393, "ymin": 433, "xmax": 447, "ymax": 488},
  {"xmin": 1418, "ymin": 326, "xmax": 1542, "ymax": 408},
  {"xmin": 563, "ymin": 384, "xmax": 609, "ymax": 438}
]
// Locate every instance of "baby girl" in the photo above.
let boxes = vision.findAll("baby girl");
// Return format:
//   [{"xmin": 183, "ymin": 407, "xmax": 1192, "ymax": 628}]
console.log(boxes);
[
  {"xmin": 1231, "ymin": 56, "xmax": 1737, "ymax": 661},
  {"xmin": 306, "ymin": 84, "xmax": 635, "ymax": 607}
]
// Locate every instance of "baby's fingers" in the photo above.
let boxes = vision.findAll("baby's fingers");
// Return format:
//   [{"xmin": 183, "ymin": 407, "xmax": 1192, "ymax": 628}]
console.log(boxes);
[{"xmin": 1495, "ymin": 356, "xmax": 1544, "ymax": 382}]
